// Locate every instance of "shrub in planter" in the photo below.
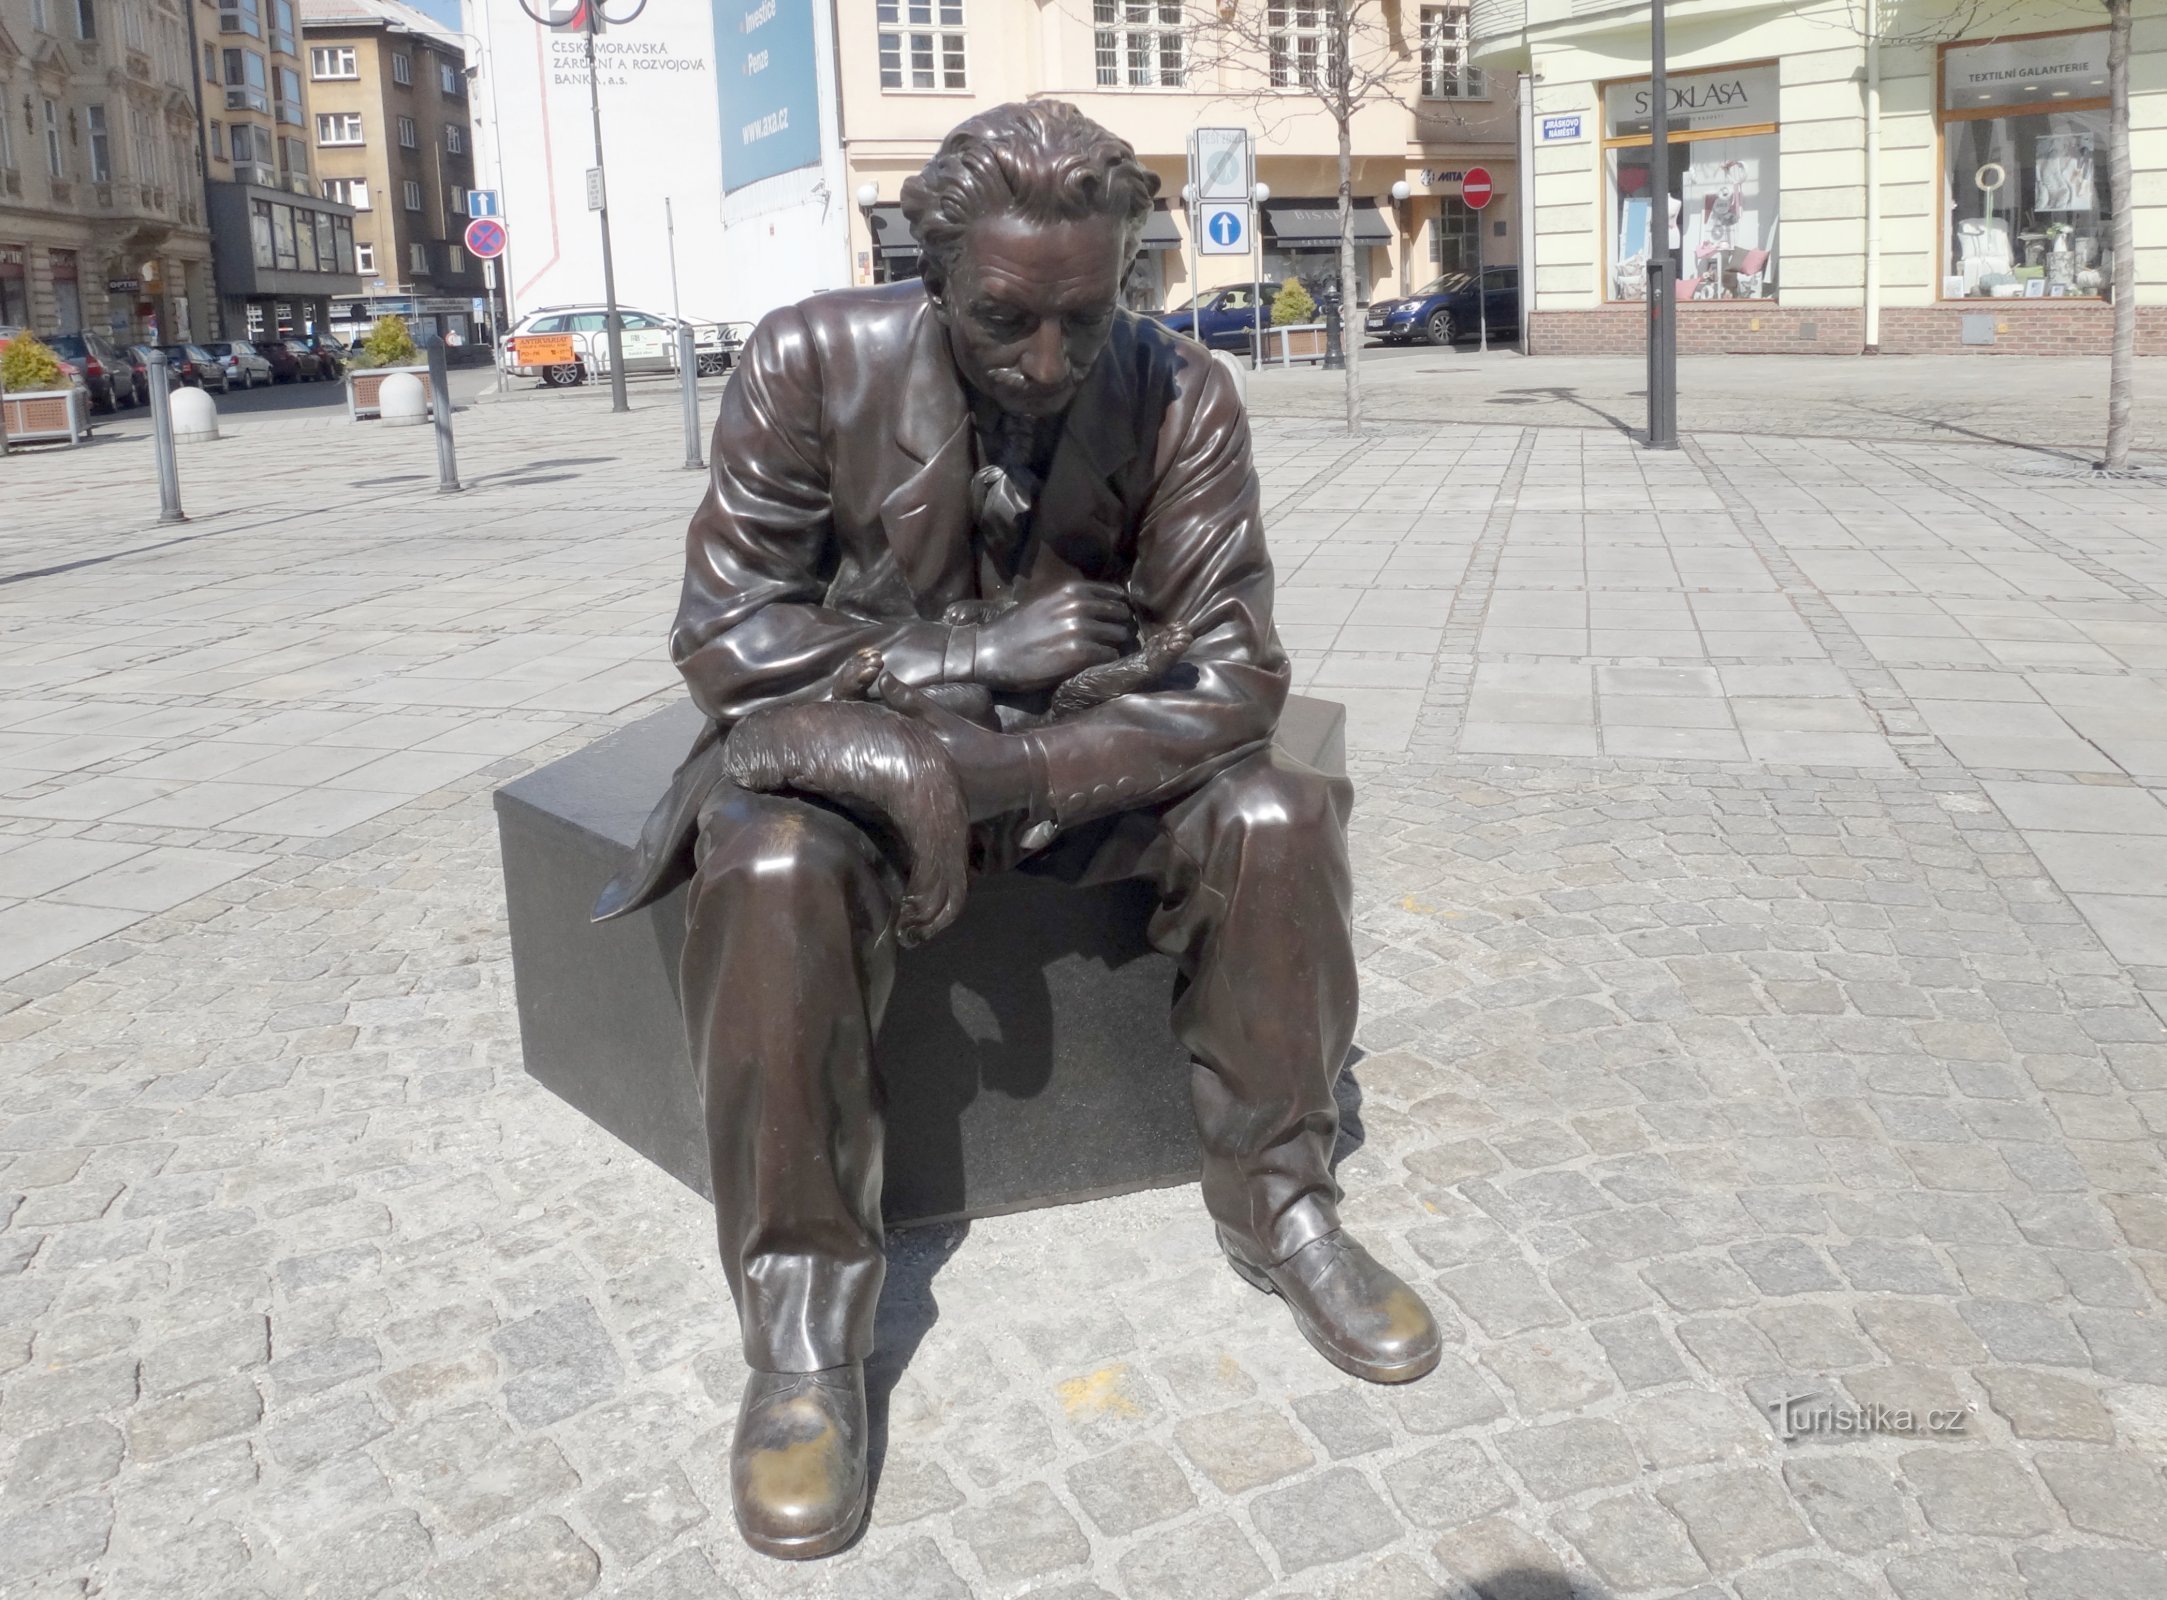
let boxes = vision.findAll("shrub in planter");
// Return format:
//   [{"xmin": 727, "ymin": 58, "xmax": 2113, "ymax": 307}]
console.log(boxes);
[
  {"xmin": 360, "ymin": 314, "xmax": 420, "ymax": 367},
  {"xmin": 1271, "ymin": 279, "xmax": 1317, "ymax": 328},
  {"xmin": 1, "ymin": 331, "xmax": 64, "ymax": 392}
]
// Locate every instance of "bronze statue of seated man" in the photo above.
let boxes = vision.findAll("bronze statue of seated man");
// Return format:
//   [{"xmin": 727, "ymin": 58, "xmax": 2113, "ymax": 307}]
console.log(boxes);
[{"xmin": 596, "ymin": 99, "xmax": 1441, "ymax": 1561}]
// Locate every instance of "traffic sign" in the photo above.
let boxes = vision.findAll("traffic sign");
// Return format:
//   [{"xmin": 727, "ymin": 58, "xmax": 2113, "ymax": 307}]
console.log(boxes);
[
  {"xmin": 1192, "ymin": 127, "xmax": 1252, "ymax": 201},
  {"xmin": 1200, "ymin": 204, "xmax": 1248, "ymax": 256},
  {"xmin": 464, "ymin": 217, "xmax": 508, "ymax": 260},
  {"xmin": 585, "ymin": 167, "xmax": 604, "ymax": 211},
  {"xmin": 1462, "ymin": 167, "xmax": 1495, "ymax": 209},
  {"xmin": 467, "ymin": 189, "xmax": 500, "ymax": 219}
]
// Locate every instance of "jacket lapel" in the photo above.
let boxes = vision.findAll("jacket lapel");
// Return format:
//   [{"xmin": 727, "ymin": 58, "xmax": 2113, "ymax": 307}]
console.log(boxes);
[
  {"xmin": 1031, "ymin": 316, "xmax": 1152, "ymax": 583},
  {"xmin": 879, "ymin": 305, "xmax": 975, "ymax": 609}
]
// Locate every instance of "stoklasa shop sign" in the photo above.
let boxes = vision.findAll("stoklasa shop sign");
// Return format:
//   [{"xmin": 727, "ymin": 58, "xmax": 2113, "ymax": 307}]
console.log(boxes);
[{"xmin": 1604, "ymin": 64, "xmax": 1776, "ymax": 137}]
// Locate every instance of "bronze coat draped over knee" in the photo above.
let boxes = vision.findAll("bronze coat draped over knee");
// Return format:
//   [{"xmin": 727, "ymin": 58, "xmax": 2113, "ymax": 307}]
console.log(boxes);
[{"xmin": 594, "ymin": 281, "xmax": 1290, "ymax": 922}]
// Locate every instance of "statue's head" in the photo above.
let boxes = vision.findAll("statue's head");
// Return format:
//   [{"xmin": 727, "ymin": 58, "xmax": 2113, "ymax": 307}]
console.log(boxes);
[{"xmin": 901, "ymin": 99, "xmax": 1159, "ymax": 418}]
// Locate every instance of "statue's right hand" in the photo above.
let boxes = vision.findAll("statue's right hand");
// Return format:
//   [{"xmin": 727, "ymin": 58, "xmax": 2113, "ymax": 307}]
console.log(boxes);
[{"xmin": 971, "ymin": 582, "xmax": 1131, "ymax": 692}]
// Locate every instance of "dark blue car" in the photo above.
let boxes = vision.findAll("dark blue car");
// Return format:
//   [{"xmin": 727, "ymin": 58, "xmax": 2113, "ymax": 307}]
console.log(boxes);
[
  {"xmin": 1365, "ymin": 266, "xmax": 1521, "ymax": 346},
  {"xmin": 1154, "ymin": 281, "xmax": 1281, "ymax": 352}
]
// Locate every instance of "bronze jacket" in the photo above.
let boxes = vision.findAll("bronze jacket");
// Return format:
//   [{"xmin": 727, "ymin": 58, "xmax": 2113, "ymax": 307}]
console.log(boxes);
[{"xmin": 594, "ymin": 279, "xmax": 1288, "ymax": 921}]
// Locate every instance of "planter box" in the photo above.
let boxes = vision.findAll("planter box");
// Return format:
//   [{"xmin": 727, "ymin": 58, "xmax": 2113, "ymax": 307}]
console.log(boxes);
[
  {"xmin": 0, "ymin": 386, "xmax": 89, "ymax": 447},
  {"xmin": 1255, "ymin": 324, "xmax": 1328, "ymax": 366},
  {"xmin": 347, "ymin": 364, "xmax": 432, "ymax": 421}
]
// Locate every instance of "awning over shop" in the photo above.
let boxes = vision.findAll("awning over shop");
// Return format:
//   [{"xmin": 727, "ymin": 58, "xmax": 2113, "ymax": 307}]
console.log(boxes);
[
  {"xmin": 866, "ymin": 204, "xmax": 921, "ymax": 259},
  {"xmin": 1139, "ymin": 204, "xmax": 1182, "ymax": 247},
  {"xmin": 1261, "ymin": 200, "xmax": 1392, "ymax": 249}
]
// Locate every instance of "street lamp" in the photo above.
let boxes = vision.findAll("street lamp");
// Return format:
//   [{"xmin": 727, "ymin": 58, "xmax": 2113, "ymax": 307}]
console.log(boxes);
[
  {"xmin": 1646, "ymin": 0, "xmax": 1678, "ymax": 448},
  {"xmin": 855, "ymin": 183, "xmax": 881, "ymax": 283},
  {"xmin": 1390, "ymin": 179, "xmax": 1412, "ymax": 297},
  {"xmin": 513, "ymin": 0, "xmax": 645, "ymax": 413},
  {"xmin": 1251, "ymin": 180, "xmax": 1271, "ymax": 361}
]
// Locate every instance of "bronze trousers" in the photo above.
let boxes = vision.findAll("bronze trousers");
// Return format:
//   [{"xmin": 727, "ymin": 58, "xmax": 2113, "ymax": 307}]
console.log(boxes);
[{"xmin": 680, "ymin": 745, "xmax": 1358, "ymax": 1374}]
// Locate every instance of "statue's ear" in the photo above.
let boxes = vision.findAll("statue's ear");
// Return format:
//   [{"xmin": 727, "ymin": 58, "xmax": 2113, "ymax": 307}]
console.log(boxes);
[{"xmin": 921, "ymin": 263, "xmax": 951, "ymax": 324}]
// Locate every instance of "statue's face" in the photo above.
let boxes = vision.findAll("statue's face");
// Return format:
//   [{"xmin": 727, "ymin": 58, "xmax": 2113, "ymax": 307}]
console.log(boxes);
[{"xmin": 932, "ymin": 210, "xmax": 1130, "ymax": 419}]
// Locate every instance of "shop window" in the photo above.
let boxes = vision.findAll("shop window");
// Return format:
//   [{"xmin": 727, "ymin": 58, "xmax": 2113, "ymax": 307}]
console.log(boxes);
[
  {"xmin": 878, "ymin": 1, "xmax": 966, "ymax": 91},
  {"xmin": 1603, "ymin": 62, "xmax": 1779, "ymax": 302},
  {"xmin": 1421, "ymin": 6, "xmax": 1484, "ymax": 99},
  {"xmin": 1095, "ymin": 2, "xmax": 1184, "ymax": 88},
  {"xmin": 1940, "ymin": 30, "xmax": 2110, "ymax": 301},
  {"xmin": 1269, "ymin": 2, "xmax": 1336, "ymax": 89},
  {"xmin": 0, "ymin": 246, "xmax": 27, "ymax": 326},
  {"xmin": 1430, "ymin": 196, "xmax": 1479, "ymax": 276},
  {"xmin": 50, "ymin": 248, "xmax": 81, "ymax": 329}
]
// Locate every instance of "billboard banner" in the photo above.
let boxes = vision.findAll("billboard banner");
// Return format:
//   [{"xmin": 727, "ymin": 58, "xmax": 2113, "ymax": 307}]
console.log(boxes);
[{"xmin": 714, "ymin": 0, "xmax": 821, "ymax": 192}]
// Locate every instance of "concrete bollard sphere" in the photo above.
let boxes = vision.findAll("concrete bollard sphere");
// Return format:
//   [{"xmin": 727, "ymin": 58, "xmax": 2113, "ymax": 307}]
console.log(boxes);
[
  {"xmin": 379, "ymin": 371, "xmax": 428, "ymax": 426},
  {"xmin": 170, "ymin": 385, "xmax": 220, "ymax": 442}
]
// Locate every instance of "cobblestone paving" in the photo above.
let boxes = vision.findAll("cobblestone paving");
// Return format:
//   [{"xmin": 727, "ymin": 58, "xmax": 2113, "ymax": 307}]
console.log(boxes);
[{"xmin": 3, "ymin": 390, "xmax": 2166, "ymax": 1598}]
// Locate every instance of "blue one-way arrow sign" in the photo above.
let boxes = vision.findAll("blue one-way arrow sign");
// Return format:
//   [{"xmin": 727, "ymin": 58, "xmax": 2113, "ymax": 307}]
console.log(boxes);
[{"xmin": 1200, "ymin": 203, "xmax": 1249, "ymax": 256}]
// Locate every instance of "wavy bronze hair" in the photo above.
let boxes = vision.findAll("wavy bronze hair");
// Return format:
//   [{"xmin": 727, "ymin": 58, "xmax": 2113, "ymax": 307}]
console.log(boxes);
[{"xmin": 899, "ymin": 99, "xmax": 1159, "ymax": 293}]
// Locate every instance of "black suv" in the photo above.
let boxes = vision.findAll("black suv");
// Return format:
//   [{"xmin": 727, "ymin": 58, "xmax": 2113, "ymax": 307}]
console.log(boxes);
[{"xmin": 47, "ymin": 330, "xmax": 141, "ymax": 412}]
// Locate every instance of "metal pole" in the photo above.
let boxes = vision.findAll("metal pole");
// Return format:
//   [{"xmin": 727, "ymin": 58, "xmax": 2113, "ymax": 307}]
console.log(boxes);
[
  {"xmin": 426, "ymin": 335, "xmax": 461, "ymax": 492},
  {"xmin": 146, "ymin": 349, "xmax": 185, "ymax": 523},
  {"xmin": 1646, "ymin": 0, "xmax": 1678, "ymax": 449},
  {"xmin": 1477, "ymin": 210, "xmax": 1488, "ymax": 354},
  {"xmin": 678, "ymin": 323, "xmax": 703, "ymax": 471},
  {"xmin": 666, "ymin": 196, "xmax": 681, "ymax": 323},
  {"xmin": 586, "ymin": 6, "xmax": 628, "ymax": 413}
]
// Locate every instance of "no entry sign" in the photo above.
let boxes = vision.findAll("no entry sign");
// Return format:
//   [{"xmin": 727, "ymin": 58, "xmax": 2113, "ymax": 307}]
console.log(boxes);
[{"xmin": 1462, "ymin": 167, "xmax": 1494, "ymax": 209}]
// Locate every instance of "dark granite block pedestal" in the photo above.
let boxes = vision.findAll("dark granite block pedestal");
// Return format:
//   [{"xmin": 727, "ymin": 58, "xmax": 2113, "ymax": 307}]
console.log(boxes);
[{"xmin": 494, "ymin": 694, "xmax": 1345, "ymax": 1227}]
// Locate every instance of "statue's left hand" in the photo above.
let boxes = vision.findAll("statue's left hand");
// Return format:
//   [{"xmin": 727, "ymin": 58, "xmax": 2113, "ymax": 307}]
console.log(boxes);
[{"xmin": 873, "ymin": 671, "xmax": 1033, "ymax": 823}]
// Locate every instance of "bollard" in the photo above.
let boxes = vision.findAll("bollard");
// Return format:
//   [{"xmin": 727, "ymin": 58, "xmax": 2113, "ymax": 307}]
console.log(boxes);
[
  {"xmin": 678, "ymin": 324, "xmax": 704, "ymax": 471},
  {"xmin": 426, "ymin": 336, "xmax": 461, "ymax": 493},
  {"xmin": 146, "ymin": 349, "xmax": 186, "ymax": 523}
]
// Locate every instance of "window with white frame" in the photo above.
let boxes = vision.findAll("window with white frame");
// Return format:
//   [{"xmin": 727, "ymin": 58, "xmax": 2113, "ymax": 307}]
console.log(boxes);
[
  {"xmin": 448, "ymin": 183, "xmax": 466, "ymax": 216},
  {"xmin": 276, "ymin": 65, "xmax": 303, "ymax": 123},
  {"xmin": 220, "ymin": 0, "xmax": 258, "ymax": 39},
  {"xmin": 445, "ymin": 124, "xmax": 464, "ymax": 154},
  {"xmin": 311, "ymin": 44, "xmax": 356, "ymax": 78},
  {"xmin": 1268, "ymin": 2, "xmax": 1335, "ymax": 89},
  {"xmin": 3, "ymin": 104, "xmax": 17, "ymax": 170},
  {"xmin": 409, "ymin": 241, "xmax": 428, "ymax": 273},
  {"xmin": 136, "ymin": 107, "xmax": 163, "ymax": 187},
  {"xmin": 439, "ymin": 58, "xmax": 461, "ymax": 94},
  {"xmin": 42, "ymin": 100, "xmax": 62, "ymax": 177},
  {"xmin": 876, "ymin": 1, "xmax": 966, "ymax": 91},
  {"xmin": 229, "ymin": 121, "xmax": 257, "ymax": 163},
  {"xmin": 355, "ymin": 241, "xmax": 375, "ymax": 273},
  {"xmin": 397, "ymin": 115, "xmax": 416, "ymax": 148},
  {"xmin": 323, "ymin": 175, "xmax": 369, "ymax": 208},
  {"xmin": 1094, "ymin": 2, "xmax": 1184, "ymax": 88},
  {"xmin": 447, "ymin": 244, "xmax": 466, "ymax": 273},
  {"xmin": 32, "ymin": 0, "xmax": 50, "ymax": 32},
  {"xmin": 271, "ymin": 0, "xmax": 295, "ymax": 55},
  {"xmin": 316, "ymin": 111, "xmax": 363, "ymax": 145},
  {"xmin": 392, "ymin": 51, "xmax": 411, "ymax": 85},
  {"xmin": 86, "ymin": 105, "xmax": 111, "ymax": 183},
  {"xmin": 74, "ymin": 0, "xmax": 96, "ymax": 41},
  {"xmin": 402, "ymin": 178, "xmax": 422, "ymax": 210},
  {"xmin": 1420, "ymin": 6, "xmax": 1484, "ymax": 99},
  {"xmin": 225, "ymin": 47, "xmax": 269, "ymax": 112}
]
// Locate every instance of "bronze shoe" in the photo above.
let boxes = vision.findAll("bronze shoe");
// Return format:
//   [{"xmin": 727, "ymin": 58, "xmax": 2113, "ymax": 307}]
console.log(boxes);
[
  {"xmin": 1224, "ymin": 1228, "xmax": 1442, "ymax": 1384},
  {"xmin": 730, "ymin": 1363, "xmax": 868, "ymax": 1560}
]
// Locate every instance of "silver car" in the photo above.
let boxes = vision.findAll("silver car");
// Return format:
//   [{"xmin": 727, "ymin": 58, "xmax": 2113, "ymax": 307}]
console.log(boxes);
[{"xmin": 200, "ymin": 340, "xmax": 275, "ymax": 390}]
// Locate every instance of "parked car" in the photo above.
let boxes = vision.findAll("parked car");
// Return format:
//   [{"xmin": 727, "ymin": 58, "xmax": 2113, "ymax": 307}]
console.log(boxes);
[
  {"xmin": 1365, "ymin": 266, "xmax": 1521, "ymax": 346},
  {"xmin": 45, "ymin": 331, "xmax": 135, "ymax": 412},
  {"xmin": 200, "ymin": 340, "xmax": 274, "ymax": 389},
  {"xmin": 162, "ymin": 344, "xmax": 231, "ymax": 394},
  {"xmin": 123, "ymin": 345, "xmax": 171, "ymax": 399},
  {"xmin": 0, "ymin": 325, "xmax": 88, "ymax": 402},
  {"xmin": 255, "ymin": 339, "xmax": 324, "ymax": 382},
  {"xmin": 1153, "ymin": 283, "xmax": 1282, "ymax": 352},
  {"xmin": 500, "ymin": 305, "xmax": 741, "ymax": 385},
  {"xmin": 293, "ymin": 333, "xmax": 348, "ymax": 379}
]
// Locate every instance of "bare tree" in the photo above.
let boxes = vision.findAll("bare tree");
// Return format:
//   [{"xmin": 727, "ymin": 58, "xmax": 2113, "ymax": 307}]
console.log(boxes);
[
  {"xmin": 1180, "ymin": 1, "xmax": 1431, "ymax": 433},
  {"xmin": 2104, "ymin": 0, "xmax": 2134, "ymax": 470}
]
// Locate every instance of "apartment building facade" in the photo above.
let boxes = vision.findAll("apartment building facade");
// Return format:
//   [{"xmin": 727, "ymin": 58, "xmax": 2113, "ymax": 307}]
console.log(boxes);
[
  {"xmin": 0, "ymin": 0, "xmax": 213, "ymax": 341},
  {"xmin": 301, "ymin": 0, "xmax": 480, "ymax": 341},
  {"xmin": 842, "ymin": 3, "xmax": 1522, "ymax": 313},
  {"xmin": 194, "ymin": 0, "xmax": 359, "ymax": 339},
  {"xmin": 1473, "ymin": 0, "xmax": 2157, "ymax": 355},
  {"xmin": 466, "ymin": 1, "xmax": 1523, "ymax": 331}
]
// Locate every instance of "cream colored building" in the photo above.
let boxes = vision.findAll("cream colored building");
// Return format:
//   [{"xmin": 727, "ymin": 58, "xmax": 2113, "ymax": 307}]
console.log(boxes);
[
  {"xmin": 0, "ymin": 0, "xmax": 212, "ymax": 341},
  {"xmin": 839, "ymin": 4, "xmax": 1525, "ymax": 311},
  {"xmin": 1472, "ymin": 0, "xmax": 2157, "ymax": 354}
]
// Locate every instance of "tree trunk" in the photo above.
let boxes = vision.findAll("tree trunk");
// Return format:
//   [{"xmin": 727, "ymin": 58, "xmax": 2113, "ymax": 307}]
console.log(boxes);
[
  {"xmin": 2104, "ymin": 0, "xmax": 2135, "ymax": 470},
  {"xmin": 1335, "ymin": 0, "xmax": 1360, "ymax": 433}
]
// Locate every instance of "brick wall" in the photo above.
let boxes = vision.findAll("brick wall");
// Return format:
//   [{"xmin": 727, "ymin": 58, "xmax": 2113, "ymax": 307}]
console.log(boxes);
[{"xmin": 1531, "ymin": 301, "xmax": 2162, "ymax": 356}]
